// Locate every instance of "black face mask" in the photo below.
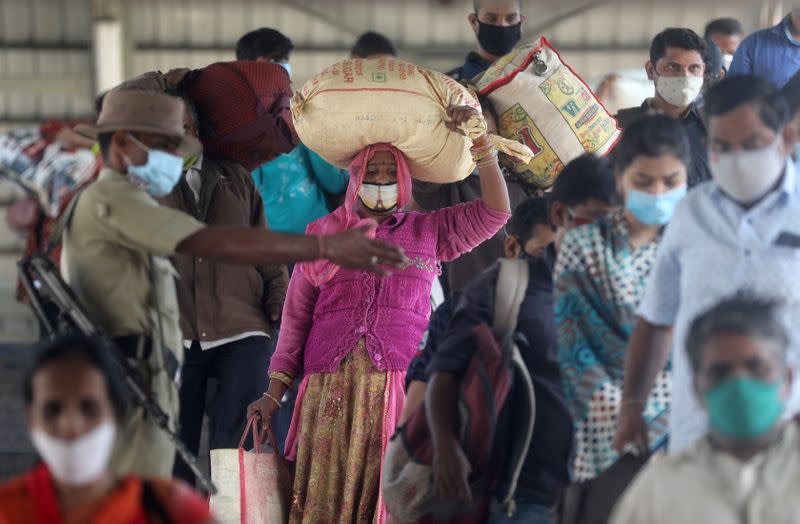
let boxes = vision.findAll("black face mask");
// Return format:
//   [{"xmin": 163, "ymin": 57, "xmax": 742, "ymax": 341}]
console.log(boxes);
[{"xmin": 476, "ymin": 20, "xmax": 522, "ymax": 57}]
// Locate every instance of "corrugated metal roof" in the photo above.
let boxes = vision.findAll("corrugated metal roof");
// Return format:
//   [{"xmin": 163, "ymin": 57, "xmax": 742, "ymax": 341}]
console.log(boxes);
[{"xmin": 0, "ymin": 0, "xmax": 771, "ymax": 121}]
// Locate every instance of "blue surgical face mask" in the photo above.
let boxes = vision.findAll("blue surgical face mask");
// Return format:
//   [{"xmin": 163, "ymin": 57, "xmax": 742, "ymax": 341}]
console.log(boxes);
[
  {"xmin": 625, "ymin": 186, "xmax": 687, "ymax": 226},
  {"xmin": 125, "ymin": 134, "xmax": 184, "ymax": 198}
]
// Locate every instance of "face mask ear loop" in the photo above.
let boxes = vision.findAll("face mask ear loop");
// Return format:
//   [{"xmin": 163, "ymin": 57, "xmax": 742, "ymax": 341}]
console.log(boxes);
[
  {"xmin": 127, "ymin": 133, "xmax": 150, "ymax": 153},
  {"xmin": 123, "ymin": 134, "xmax": 150, "ymax": 172}
]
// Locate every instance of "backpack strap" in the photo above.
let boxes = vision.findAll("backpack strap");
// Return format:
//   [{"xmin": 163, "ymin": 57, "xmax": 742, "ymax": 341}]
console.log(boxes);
[
  {"xmin": 495, "ymin": 350, "xmax": 536, "ymax": 512},
  {"xmin": 491, "ymin": 258, "xmax": 535, "ymax": 516},
  {"xmin": 493, "ymin": 258, "xmax": 530, "ymax": 335}
]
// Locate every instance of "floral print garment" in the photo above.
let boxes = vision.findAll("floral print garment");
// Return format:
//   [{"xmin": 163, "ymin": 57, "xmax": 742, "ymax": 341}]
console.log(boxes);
[
  {"xmin": 288, "ymin": 341, "xmax": 403, "ymax": 524},
  {"xmin": 554, "ymin": 210, "xmax": 670, "ymax": 480}
]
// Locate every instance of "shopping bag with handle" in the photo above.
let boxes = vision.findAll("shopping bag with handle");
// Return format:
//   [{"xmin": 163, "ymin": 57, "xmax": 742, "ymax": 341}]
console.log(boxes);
[{"xmin": 210, "ymin": 415, "xmax": 292, "ymax": 524}]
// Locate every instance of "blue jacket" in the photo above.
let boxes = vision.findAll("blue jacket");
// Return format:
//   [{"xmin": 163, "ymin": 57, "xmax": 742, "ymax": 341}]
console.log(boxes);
[
  {"xmin": 729, "ymin": 16, "xmax": 800, "ymax": 88},
  {"xmin": 251, "ymin": 144, "xmax": 349, "ymax": 234},
  {"xmin": 446, "ymin": 52, "xmax": 493, "ymax": 82}
]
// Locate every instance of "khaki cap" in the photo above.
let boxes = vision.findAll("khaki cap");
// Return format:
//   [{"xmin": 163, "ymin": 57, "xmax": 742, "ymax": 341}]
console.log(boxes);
[{"xmin": 75, "ymin": 90, "xmax": 202, "ymax": 156}]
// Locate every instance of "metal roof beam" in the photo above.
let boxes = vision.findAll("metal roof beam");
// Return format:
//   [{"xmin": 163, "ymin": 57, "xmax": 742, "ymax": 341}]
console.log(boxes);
[
  {"xmin": 0, "ymin": 41, "xmax": 90, "ymax": 50},
  {"xmin": 130, "ymin": 42, "xmax": 649, "ymax": 54},
  {"xmin": 0, "ymin": 74, "xmax": 90, "ymax": 95}
]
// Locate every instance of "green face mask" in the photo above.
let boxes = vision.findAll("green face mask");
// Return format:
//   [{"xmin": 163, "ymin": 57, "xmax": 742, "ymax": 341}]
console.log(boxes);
[{"xmin": 705, "ymin": 376, "xmax": 784, "ymax": 440}]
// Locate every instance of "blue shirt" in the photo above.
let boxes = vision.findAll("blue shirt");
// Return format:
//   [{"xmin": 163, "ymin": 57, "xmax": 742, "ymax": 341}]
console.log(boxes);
[
  {"xmin": 446, "ymin": 52, "xmax": 493, "ymax": 82},
  {"xmin": 638, "ymin": 160, "xmax": 800, "ymax": 453},
  {"xmin": 251, "ymin": 144, "xmax": 348, "ymax": 234},
  {"xmin": 728, "ymin": 16, "xmax": 800, "ymax": 87}
]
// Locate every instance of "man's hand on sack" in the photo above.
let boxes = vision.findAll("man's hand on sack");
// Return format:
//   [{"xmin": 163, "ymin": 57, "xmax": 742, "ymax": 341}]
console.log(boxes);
[
  {"xmin": 432, "ymin": 438, "xmax": 473, "ymax": 504},
  {"xmin": 445, "ymin": 105, "xmax": 483, "ymax": 138},
  {"xmin": 165, "ymin": 68, "xmax": 191, "ymax": 88}
]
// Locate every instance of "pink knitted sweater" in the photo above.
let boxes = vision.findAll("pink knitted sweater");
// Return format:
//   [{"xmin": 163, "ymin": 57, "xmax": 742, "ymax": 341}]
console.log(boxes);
[{"xmin": 268, "ymin": 199, "xmax": 510, "ymax": 375}]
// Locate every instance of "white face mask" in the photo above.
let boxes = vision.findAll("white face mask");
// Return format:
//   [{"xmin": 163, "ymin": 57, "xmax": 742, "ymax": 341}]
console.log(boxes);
[
  {"xmin": 722, "ymin": 54, "xmax": 734, "ymax": 71},
  {"xmin": 31, "ymin": 422, "xmax": 116, "ymax": 486},
  {"xmin": 655, "ymin": 75, "xmax": 704, "ymax": 107},
  {"xmin": 359, "ymin": 182, "xmax": 399, "ymax": 213},
  {"xmin": 709, "ymin": 136, "xmax": 787, "ymax": 205}
]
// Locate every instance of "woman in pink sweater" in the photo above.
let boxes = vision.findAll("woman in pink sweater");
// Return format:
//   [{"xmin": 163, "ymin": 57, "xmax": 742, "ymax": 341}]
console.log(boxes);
[{"xmin": 248, "ymin": 105, "xmax": 511, "ymax": 524}]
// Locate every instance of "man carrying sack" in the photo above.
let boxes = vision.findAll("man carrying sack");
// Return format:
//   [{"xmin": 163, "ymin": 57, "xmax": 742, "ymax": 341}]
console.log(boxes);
[{"xmin": 62, "ymin": 90, "xmax": 408, "ymax": 477}]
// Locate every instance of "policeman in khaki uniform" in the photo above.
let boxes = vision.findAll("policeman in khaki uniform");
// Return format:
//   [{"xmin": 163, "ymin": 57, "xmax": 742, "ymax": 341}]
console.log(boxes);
[{"xmin": 63, "ymin": 90, "xmax": 407, "ymax": 477}]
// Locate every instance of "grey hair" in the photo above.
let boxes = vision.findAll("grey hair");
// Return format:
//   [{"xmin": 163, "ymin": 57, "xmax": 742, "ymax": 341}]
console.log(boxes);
[{"xmin": 686, "ymin": 293, "xmax": 789, "ymax": 374}]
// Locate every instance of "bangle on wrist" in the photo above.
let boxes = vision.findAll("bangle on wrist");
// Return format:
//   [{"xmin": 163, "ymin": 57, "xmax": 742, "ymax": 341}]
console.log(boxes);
[
  {"xmin": 471, "ymin": 134, "xmax": 490, "ymax": 148},
  {"xmin": 269, "ymin": 372, "xmax": 294, "ymax": 388},
  {"xmin": 472, "ymin": 146, "xmax": 497, "ymax": 165},
  {"xmin": 470, "ymin": 142, "xmax": 493, "ymax": 155},
  {"xmin": 475, "ymin": 153, "xmax": 498, "ymax": 168},
  {"xmin": 263, "ymin": 392, "xmax": 282, "ymax": 409}
]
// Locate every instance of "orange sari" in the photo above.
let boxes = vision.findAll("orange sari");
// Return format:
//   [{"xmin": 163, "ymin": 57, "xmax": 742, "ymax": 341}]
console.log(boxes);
[{"xmin": 0, "ymin": 464, "xmax": 211, "ymax": 524}]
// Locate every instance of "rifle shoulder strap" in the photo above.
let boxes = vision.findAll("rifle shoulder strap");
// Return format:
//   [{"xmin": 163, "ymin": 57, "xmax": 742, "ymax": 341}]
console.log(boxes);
[{"xmin": 44, "ymin": 190, "xmax": 83, "ymax": 256}]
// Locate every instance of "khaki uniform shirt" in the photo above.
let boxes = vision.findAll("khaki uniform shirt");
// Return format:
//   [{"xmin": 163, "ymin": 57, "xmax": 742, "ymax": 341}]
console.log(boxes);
[
  {"xmin": 611, "ymin": 423, "xmax": 800, "ymax": 524},
  {"xmin": 61, "ymin": 168, "xmax": 205, "ymax": 365}
]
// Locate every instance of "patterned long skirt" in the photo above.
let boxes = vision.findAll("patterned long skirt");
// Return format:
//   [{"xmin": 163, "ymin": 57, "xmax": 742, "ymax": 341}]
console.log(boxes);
[{"xmin": 285, "ymin": 340, "xmax": 406, "ymax": 524}]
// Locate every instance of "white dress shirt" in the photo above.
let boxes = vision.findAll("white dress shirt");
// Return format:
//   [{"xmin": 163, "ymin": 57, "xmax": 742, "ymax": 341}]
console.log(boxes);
[{"xmin": 638, "ymin": 160, "xmax": 800, "ymax": 453}]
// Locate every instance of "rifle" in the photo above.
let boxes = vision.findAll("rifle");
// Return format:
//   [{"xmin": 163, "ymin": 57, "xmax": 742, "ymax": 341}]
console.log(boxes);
[{"xmin": 18, "ymin": 255, "xmax": 217, "ymax": 494}]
